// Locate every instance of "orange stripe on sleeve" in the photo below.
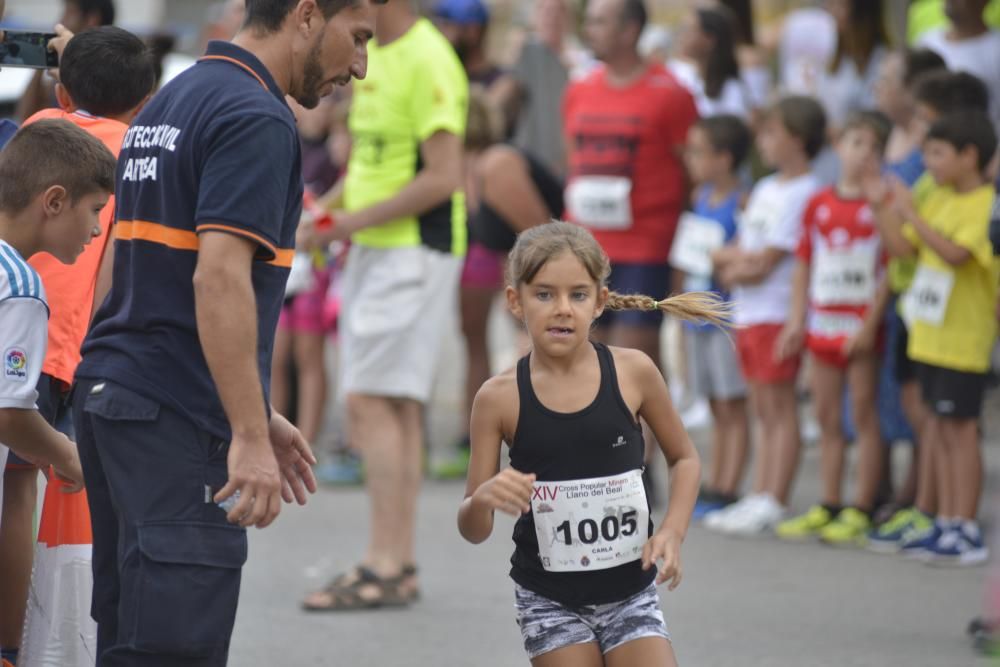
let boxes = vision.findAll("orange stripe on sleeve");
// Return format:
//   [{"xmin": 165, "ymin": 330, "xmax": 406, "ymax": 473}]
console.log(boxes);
[
  {"xmin": 196, "ymin": 223, "xmax": 278, "ymax": 259},
  {"xmin": 116, "ymin": 220, "xmax": 199, "ymax": 251},
  {"xmin": 268, "ymin": 248, "xmax": 295, "ymax": 268}
]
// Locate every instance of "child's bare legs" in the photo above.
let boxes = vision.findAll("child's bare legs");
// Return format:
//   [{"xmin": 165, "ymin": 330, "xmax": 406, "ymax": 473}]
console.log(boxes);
[
  {"xmin": 901, "ymin": 380, "xmax": 936, "ymax": 514},
  {"xmin": 941, "ymin": 417, "xmax": 981, "ymax": 520},
  {"xmin": 0, "ymin": 467, "xmax": 37, "ymax": 655},
  {"xmin": 809, "ymin": 359, "xmax": 847, "ymax": 507},
  {"xmin": 461, "ymin": 283, "xmax": 498, "ymax": 438},
  {"xmin": 757, "ymin": 381, "xmax": 801, "ymax": 506},
  {"xmin": 746, "ymin": 384, "xmax": 771, "ymax": 496},
  {"xmin": 532, "ymin": 643, "xmax": 604, "ymax": 667},
  {"xmin": 926, "ymin": 415, "xmax": 955, "ymax": 519},
  {"xmin": 847, "ymin": 353, "xmax": 882, "ymax": 512},
  {"xmin": 292, "ymin": 331, "xmax": 328, "ymax": 444},
  {"xmin": 270, "ymin": 324, "xmax": 293, "ymax": 417},
  {"xmin": 711, "ymin": 397, "xmax": 750, "ymax": 496},
  {"xmin": 606, "ymin": 637, "xmax": 678, "ymax": 667}
]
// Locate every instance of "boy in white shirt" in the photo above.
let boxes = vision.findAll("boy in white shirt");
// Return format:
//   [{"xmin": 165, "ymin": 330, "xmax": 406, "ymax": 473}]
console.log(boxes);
[{"xmin": 706, "ymin": 96, "xmax": 826, "ymax": 535}]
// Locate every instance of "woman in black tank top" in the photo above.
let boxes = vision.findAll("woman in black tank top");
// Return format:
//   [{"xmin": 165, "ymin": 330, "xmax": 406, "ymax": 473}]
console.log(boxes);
[{"xmin": 458, "ymin": 223, "xmax": 730, "ymax": 666}]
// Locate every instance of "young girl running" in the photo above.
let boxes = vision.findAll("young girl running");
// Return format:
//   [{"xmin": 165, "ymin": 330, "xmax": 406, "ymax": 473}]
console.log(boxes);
[{"xmin": 458, "ymin": 222, "xmax": 727, "ymax": 667}]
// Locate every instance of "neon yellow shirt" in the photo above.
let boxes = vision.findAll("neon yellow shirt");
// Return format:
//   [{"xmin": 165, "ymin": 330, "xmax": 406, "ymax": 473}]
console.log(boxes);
[
  {"xmin": 345, "ymin": 19, "xmax": 468, "ymax": 255},
  {"xmin": 889, "ymin": 173, "xmax": 934, "ymax": 294},
  {"xmin": 903, "ymin": 183, "xmax": 999, "ymax": 373}
]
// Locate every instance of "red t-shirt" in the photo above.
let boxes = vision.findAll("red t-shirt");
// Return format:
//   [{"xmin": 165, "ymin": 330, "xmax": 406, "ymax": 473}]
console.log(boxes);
[
  {"xmin": 25, "ymin": 109, "xmax": 126, "ymax": 385},
  {"xmin": 796, "ymin": 187, "xmax": 885, "ymax": 352},
  {"xmin": 563, "ymin": 63, "xmax": 697, "ymax": 264}
]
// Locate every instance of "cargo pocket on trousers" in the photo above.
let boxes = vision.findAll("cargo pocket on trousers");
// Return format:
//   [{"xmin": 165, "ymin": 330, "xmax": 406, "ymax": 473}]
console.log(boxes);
[
  {"xmin": 133, "ymin": 521, "xmax": 248, "ymax": 656},
  {"xmin": 83, "ymin": 381, "xmax": 160, "ymax": 422}
]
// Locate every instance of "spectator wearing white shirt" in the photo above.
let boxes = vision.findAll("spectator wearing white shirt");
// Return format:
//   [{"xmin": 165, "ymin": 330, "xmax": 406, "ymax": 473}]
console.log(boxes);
[{"xmin": 918, "ymin": 0, "xmax": 1000, "ymax": 131}]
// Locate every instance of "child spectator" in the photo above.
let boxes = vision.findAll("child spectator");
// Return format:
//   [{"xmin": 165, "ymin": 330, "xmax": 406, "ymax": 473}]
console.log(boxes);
[
  {"xmin": 877, "ymin": 110, "xmax": 998, "ymax": 566},
  {"xmin": 0, "ymin": 26, "xmax": 154, "ymax": 666},
  {"xmin": 865, "ymin": 69, "xmax": 992, "ymax": 553},
  {"xmin": 0, "ymin": 119, "xmax": 115, "ymax": 664},
  {"xmin": 775, "ymin": 111, "xmax": 892, "ymax": 545},
  {"xmin": 675, "ymin": 114, "xmax": 752, "ymax": 518},
  {"xmin": 705, "ymin": 96, "xmax": 826, "ymax": 535},
  {"xmin": 918, "ymin": 0, "xmax": 1000, "ymax": 130}
]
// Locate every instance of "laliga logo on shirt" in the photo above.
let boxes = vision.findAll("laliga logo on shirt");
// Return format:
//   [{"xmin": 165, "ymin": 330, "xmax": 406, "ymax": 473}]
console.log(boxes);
[{"xmin": 4, "ymin": 347, "xmax": 27, "ymax": 382}]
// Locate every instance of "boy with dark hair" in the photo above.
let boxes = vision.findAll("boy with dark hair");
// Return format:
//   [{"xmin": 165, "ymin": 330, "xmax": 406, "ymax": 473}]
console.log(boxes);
[
  {"xmin": 0, "ymin": 119, "xmax": 115, "ymax": 666},
  {"xmin": 16, "ymin": 0, "xmax": 116, "ymax": 122},
  {"xmin": 877, "ymin": 110, "xmax": 999, "ymax": 566},
  {"xmin": 865, "ymin": 71, "xmax": 992, "ymax": 554},
  {"xmin": 0, "ymin": 25, "xmax": 154, "ymax": 666},
  {"xmin": 776, "ymin": 110, "xmax": 894, "ymax": 545}
]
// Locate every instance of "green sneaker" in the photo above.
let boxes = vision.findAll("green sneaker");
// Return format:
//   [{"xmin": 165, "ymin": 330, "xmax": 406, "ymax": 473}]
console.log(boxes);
[
  {"xmin": 776, "ymin": 505, "xmax": 833, "ymax": 540},
  {"xmin": 431, "ymin": 444, "xmax": 470, "ymax": 481},
  {"xmin": 820, "ymin": 507, "xmax": 872, "ymax": 547}
]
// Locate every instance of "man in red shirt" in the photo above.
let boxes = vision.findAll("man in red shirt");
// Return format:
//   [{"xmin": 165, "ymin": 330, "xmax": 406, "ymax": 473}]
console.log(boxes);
[{"xmin": 563, "ymin": 0, "xmax": 697, "ymax": 371}]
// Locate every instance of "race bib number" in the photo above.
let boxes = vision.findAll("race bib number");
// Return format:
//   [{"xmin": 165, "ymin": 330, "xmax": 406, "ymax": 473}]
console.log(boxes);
[
  {"xmin": 566, "ymin": 176, "xmax": 633, "ymax": 230},
  {"xmin": 902, "ymin": 265, "xmax": 954, "ymax": 327},
  {"xmin": 810, "ymin": 246, "xmax": 877, "ymax": 307},
  {"xmin": 669, "ymin": 213, "xmax": 726, "ymax": 276},
  {"xmin": 532, "ymin": 469, "xmax": 649, "ymax": 573}
]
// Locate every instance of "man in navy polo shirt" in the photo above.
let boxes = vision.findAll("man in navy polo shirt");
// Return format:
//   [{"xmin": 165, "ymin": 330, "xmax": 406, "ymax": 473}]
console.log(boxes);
[{"xmin": 71, "ymin": 1, "xmax": 380, "ymax": 664}]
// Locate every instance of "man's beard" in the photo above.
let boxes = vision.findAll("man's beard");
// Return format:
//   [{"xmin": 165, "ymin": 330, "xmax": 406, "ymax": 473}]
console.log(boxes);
[{"xmin": 297, "ymin": 37, "xmax": 326, "ymax": 110}]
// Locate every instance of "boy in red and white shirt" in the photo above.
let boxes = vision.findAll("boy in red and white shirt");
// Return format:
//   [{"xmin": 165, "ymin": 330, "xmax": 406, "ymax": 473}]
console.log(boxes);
[{"xmin": 776, "ymin": 111, "xmax": 893, "ymax": 546}]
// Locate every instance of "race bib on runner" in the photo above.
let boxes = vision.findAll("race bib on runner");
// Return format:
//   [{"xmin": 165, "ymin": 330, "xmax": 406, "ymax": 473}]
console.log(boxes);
[
  {"xmin": 669, "ymin": 213, "xmax": 726, "ymax": 276},
  {"xmin": 532, "ymin": 469, "xmax": 649, "ymax": 573},
  {"xmin": 566, "ymin": 176, "xmax": 633, "ymax": 230},
  {"xmin": 902, "ymin": 265, "xmax": 954, "ymax": 327},
  {"xmin": 810, "ymin": 246, "xmax": 877, "ymax": 307}
]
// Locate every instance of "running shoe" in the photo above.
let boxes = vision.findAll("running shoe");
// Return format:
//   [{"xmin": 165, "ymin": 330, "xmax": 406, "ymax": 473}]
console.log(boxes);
[
  {"xmin": 898, "ymin": 520, "xmax": 945, "ymax": 561},
  {"xmin": 431, "ymin": 439, "xmax": 471, "ymax": 480},
  {"xmin": 819, "ymin": 507, "xmax": 871, "ymax": 547},
  {"xmin": 867, "ymin": 508, "xmax": 932, "ymax": 554},
  {"xmin": 704, "ymin": 493, "xmax": 764, "ymax": 531},
  {"xmin": 315, "ymin": 452, "xmax": 364, "ymax": 486},
  {"xmin": 925, "ymin": 522, "xmax": 989, "ymax": 568},
  {"xmin": 692, "ymin": 489, "xmax": 734, "ymax": 521},
  {"xmin": 776, "ymin": 505, "xmax": 833, "ymax": 541},
  {"xmin": 715, "ymin": 494, "xmax": 785, "ymax": 537}
]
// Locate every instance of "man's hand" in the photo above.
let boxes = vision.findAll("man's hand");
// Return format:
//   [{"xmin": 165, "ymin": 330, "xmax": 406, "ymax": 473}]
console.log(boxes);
[
  {"xmin": 45, "ymin": 24, "xmax": 74, "ymax": 82},
  {"xmin": 214, "ymin": 433, "xmax": 282, "ymax": 528},
  {"xmin": 268, "ymin": 411, "xmax": 318, "ymax": 505}
]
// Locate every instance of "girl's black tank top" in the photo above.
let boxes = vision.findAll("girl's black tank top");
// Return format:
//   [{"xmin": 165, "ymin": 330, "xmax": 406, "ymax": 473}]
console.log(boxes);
[{"xmin": 508, "ymin": 342, "xmax": 655, "ymax": 607}]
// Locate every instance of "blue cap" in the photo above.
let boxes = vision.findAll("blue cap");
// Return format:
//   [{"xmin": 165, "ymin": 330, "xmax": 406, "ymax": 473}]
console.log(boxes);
[{"xmin": 434, "ymin": 0, "xmax": 490, "ymax": 25}]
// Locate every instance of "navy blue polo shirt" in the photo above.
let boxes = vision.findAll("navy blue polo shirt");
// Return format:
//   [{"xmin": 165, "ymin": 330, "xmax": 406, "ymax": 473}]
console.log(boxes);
[{"xmin": 77, "ymin": 41, "xmax": 303, "ymax": 440}]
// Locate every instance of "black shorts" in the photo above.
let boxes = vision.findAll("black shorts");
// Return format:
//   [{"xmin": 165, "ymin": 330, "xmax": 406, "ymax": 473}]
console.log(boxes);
[
  {"xmin": 470, "ymin": 149, "xmax": 564, "ymax": 252},
  {"xmin": 915, "ymin": 362, "xmax": 988, "ymax": 419}
]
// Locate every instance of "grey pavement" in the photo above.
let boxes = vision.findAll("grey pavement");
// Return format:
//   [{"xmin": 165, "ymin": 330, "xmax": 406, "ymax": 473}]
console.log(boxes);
[
  {"xmin": 230, "ymin": 411, "xmax": 998, "ymax": 667},
  {"xmin": 229, "ymin": 315, "xmax": 997, "ymax": 666}
]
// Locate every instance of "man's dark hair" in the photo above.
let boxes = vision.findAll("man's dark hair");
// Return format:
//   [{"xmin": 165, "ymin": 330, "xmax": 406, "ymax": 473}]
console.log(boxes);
[
  {"xmin": 60, "ymin": 27, "xmax": 156, "ymax": 118},
  {"xmin": 67, "ymin": 0, "xmax": 116, "ymax": 26},
  {"xmin": 619, "ymin": 0, "xmax": 648, "ymax": 35},
  {"xmin": 913, "ymin": 70, "xmax": 990, "ymax": 115},
  {"xmin": 842, "ymin": 109, "xmax": 892, "ymax": 154},
  {"xmin": 770, "ymin": 95, "xmax": 828, "ymax": 159},
  {"xmin": 696, "ymin": 114, "xmax": 752, "ymax": 171},
  {"xmin": 926, "ymin": 111, "xmax": 998, "ymax": 172},
  {"xmin": 901, "ymin": 48, "xmax": 946, "ymax": 88},
  {"xmin": 0, "ymin": 119, "xmax": 116, "ymax": 214},
  {"xmin": 244, "ymin": 0, "xmax": 383, "ymax": 33}
]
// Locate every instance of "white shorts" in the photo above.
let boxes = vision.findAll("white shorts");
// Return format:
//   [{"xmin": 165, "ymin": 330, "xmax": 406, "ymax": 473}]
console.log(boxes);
[
  {"xmin": 338, "ymin": 244, "xmax": 462, "ymax": 403},
  {"xmin": 685, "ymin": 326, "xmax": 747, "ymax": 401}
]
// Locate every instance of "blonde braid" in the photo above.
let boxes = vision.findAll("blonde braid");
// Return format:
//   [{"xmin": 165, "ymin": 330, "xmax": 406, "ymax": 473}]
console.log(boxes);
[{"xmin": 606, "ymin": 291, "xmax": 733, "ymax": 328}]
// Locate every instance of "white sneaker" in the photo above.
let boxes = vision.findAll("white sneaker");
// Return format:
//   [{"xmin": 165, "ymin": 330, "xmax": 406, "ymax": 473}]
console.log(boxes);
[
  {"xmin": 718, "ymin": 494, "xmax": 785, "ymax": 536},
  {"xmin": 704, "ymin": 494, "xmax": 765, "ymax": 531}
]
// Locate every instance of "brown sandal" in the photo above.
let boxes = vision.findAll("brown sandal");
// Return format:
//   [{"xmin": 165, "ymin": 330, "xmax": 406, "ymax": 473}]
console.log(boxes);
[{"xmin": 301, "ymin": 565, "xmax": 414, "ymax": 612}]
